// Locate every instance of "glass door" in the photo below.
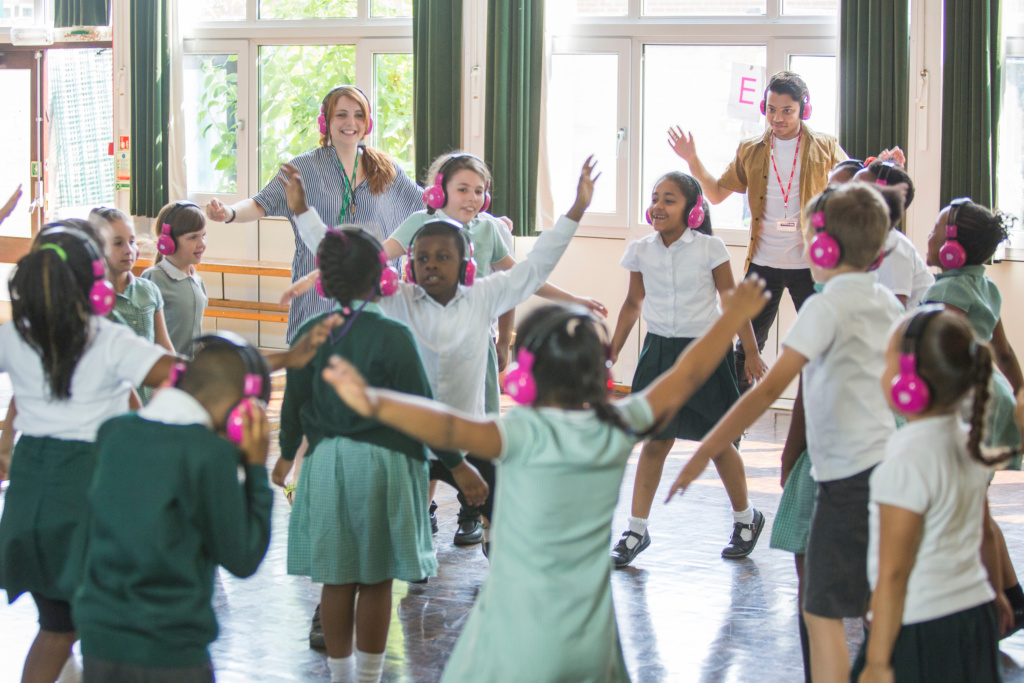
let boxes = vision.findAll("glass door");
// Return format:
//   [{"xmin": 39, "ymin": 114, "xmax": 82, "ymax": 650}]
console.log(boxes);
[{"xmin": 0, "ymin": 49, "xmax": 40, "ymax": 262}]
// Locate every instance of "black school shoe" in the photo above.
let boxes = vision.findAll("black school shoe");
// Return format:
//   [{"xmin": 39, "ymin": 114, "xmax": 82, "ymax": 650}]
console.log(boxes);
[
  {"xmin": 454, "ymin": 509, "xmax": 484, "ymax": 546},
  {"xmin": 721, "ymin": 508, "xmax": 765, "ymax": 559},
  {"xmin": 429, "ymin": 500, "xmax": 438, "ymax": 535},
  {"xmin": 610, "ymin": 529, "xmax": 651, "ymax": 568},
  {"xmin": 309, "ymin": 604, "xmax": 325, "ymax": 650}
]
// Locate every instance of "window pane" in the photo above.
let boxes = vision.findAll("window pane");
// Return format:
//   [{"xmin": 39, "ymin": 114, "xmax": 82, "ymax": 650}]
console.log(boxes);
[
  {"xmin": 0, "ymin": 0, "xmax": 35, "ymax": 25},
  {"xmin": 547, "ymin": 53, "xmax": 619, "ymax": 215},
  {"xmin": 48, "ymin": 49, "xmax": 114, "ymax": 217},
  {"xmin": 371, "ymin": 0, "xmax": 412, "ymax": 17},
  {"xmin": 258, "ymin": 45, "xmax": 356, "ymax": 189},
  {"xmin": 787, "ymin": 55, "xmax": 837, "ymax": 137},
  {"xmin": 643, "ymin": 0, "xmax": 765, "ymax": 17},
  {"xmin": 373, "ymin": 53, "xmax": 414, "ymax": 178},
  {"xmin": 183, "ymin": 0, "xmax": 246, "ymax": 22},
  {"xmin": 998, "ymin": 56, "xmax": 1024, "ymax": 222},
  {"xmin": 642, "ymin": 45, "xmax": 767, "ymax": 229},
  {"xmin": 260, "ymin": 0, "xmax": 356, "ymax": 19},
  {"xmin": 184, "ymin": 54, "xmax": 238, "ymax": 194},
  {"xmin": 782, "ymin": 0, "xmax": 838, "ymax": 16},
  {"xmin": 0, "ymin": 68, "xmax": 31, "ymax": 237},
  {"xmin": 554, "ymin": 0, "xmax": 628, "ymax": 17}
]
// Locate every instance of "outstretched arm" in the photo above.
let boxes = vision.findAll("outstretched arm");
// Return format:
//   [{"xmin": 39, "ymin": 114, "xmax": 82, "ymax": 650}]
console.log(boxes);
[
  {"xmin": 321, "ymin": 356, "xmax": 504, "ymax": 459},
  {"xmin": 206, "ymin": 197, "xmax": 267, "ymax": 224},
  {"xmin": 667, "ymin": 127, "xmax": 734, "ymax": 205}
]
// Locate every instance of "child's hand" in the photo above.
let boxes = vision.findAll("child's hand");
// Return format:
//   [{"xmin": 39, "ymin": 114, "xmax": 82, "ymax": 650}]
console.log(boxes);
[
  {"xmin": 451, "ymin": 461, "xmax": 489, "ymax": 508},
  {"xmin": 573, "ymin": 295, "xmax": 608, "ymax": 318},
  {"xmin": 567, "ymin": 155, "xmax": 600, "ymax": 221},
  {"xmin": 665, "ymin": 452, "xmax": 711, "ymax": 502},
  {"xmin": 721, "ymin": 275, "xmax": 770, "ymax": 322},
  {"xmin": 238, "ymin": 400, "xmax": 271, "ymax": 466},
  {"xmin": 205, "ymin": 198, "xmax": 233, "ymax": 223},
  {"xmin": 0, "ymin": 184, "xmax": 22, "ymax": 224},
  {"xmin": 322, "ymin": 355, "xmax": 376, "ymax": 418},
  {"xmin": 744, "ymin": 352, "xmax": 768, "ymax": 384},
  {"xmin": 280, "ymin": 270, "xmax": 321, "ymax": 306},
  {"xmin": 277, "ymin": 163, "xmax": 309, "ymax": 216},
  {"xmin": 857, "ymin": 663, "xmax": 894, "ymax": 683},
  {"xmin": 272, "ymin": 456, "xmax": 293, "ymax": 488},
  {"xmin": 667, "ymin": 126, "xmax": 698, "ymax": 164},
  {"xmin": 996, "ymin": 591, "xmax": 1014, "ymax": 636},
  {"xmin": 877, "ymin": 147, "xmax": 906, "ymax": 168},
  {"xmin": 284, "ymin": 313, "xmax": 345, "ymax": 368}
]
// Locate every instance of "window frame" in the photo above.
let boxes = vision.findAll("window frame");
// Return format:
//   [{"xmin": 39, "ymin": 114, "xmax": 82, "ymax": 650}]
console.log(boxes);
[
  {"xmin": 998, "ymin": 17, "xmax": 1024, "ymax": 261},
  {"xmin": 546, "ymin": 0, "xmax": 837, "ymax": 242}
]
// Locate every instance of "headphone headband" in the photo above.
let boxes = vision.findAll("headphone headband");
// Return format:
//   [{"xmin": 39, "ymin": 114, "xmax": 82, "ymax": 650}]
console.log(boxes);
[
  {"xmin": 405, "ymin": 218, "xmax": 477, "ymax": 286},
  {"xmin": 875, "ymin": 161, "xmax": 898, "ymax": 186},
  {"xmin": 901, "ymin": 306, "xmax": 945, "ymax": 355}
]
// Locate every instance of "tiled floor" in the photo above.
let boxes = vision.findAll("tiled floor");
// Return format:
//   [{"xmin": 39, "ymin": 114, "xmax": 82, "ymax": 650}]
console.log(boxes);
[{"xmin": 3, "ymin": 386, "xmax": 1024, "ymax": 681}]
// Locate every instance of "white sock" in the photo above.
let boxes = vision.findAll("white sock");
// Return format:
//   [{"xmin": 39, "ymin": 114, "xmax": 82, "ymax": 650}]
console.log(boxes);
[
  {"xmin": 328, "ymin": 654, "xmax": 354, "ymax": 683},
  {"xmin": 733, "ymin": 506, "xmax": 754, "ymax": 541},
  {"xmin": 355, "ymin": 649, "xmax": 385, "ymax": 683},
  {"xmin": 625, "ymin": 516, "xmax": 648, "ymax": 549}
]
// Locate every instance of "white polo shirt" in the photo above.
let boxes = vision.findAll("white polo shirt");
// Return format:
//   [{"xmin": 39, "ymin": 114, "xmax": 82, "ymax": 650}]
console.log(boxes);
[
  {"xmin": 620, "ymin": 229, "xmax": 731, "ymax": 339},
  {"xmin": 782, "ymin": 272, "xmax": 904, "ymax": 481},
  {"xmin": 875, "ymin": 229, "xmax": 934, "ymax": 308},
  {"xmin": 868, "ymin": 414, "xmax": 994, "ymax": 624},
  {"xmin": 0, "ymin": 316, "xmax": 166, "ymax": 441}
]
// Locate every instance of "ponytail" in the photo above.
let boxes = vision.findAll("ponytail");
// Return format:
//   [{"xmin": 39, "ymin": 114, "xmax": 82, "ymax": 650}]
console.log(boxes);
[
  {"xmin": 10, "ymin": 246, "xmax": 92, "ymax": 399},
  {"xmin": 967, "ymin": 343, "xmax": 1023, "ymax": 466}
]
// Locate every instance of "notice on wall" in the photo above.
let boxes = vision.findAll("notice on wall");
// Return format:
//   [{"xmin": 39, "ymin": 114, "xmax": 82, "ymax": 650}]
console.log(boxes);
[
  {"xmin": 727, "ymin": 63, "xmax": 766, "ymax": 122},
  {"xmin": 115, "ymin": 135, "xmax": 130, "ymax": 192}
]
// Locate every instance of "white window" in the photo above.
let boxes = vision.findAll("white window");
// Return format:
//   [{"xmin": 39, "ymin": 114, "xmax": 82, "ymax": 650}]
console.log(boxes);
[{"xmin": 544, "ymin": 0, "xmax": 838, "ymax": 239}]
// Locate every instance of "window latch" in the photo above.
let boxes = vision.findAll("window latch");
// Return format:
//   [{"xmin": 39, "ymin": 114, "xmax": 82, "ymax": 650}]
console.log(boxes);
[{"xmin": 616, "ymin": 127, "xmax": 626, "ymax": 158}]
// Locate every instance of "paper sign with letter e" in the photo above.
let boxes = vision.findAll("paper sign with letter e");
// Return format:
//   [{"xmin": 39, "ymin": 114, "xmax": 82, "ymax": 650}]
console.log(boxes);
[{"xmin": 727, "ymin": 64, "xmax": 766, "ymax": 122}]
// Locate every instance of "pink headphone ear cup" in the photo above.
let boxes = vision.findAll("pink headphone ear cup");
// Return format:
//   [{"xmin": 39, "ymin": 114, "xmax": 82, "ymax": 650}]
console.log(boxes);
[
  {"xmin": 91, "ymin": 279, "xmax": 116, "ymax": 315},
  {"xmin": 379, "ymin": 266, "xmax": 399, "ymax": 296},
  {"xmin": 463, "ymin": 257, "xmax": 476, "ymax": 286},
  {"xmin": 157, "ymin": 223, "xmax": 176, "ymax": 255},
  {"xmin": 318, "ymin": 114, "xmax": 327, "ymax": 135},
  {"xmin": 809, "ymin": 232, "xmax": 841, "ymax": 269},
  {"xmin": 802, "ymin": 101, "xmax": 813, "ymax": 120},
  {"xmin": 481, "ymin": 191, "xmax": 490, "ymax": 213},
  {"xmin": 225, "ymin": 398, "xmax": 251, "ymax": 445},
  {"xmin": 405, "ymin": 248, "xmax": 415, "ymax": 283},
  {"xmin": 503, "ymin": 349, "xmax": 536, "ymax": 405},
  {"xmin": 423, "ymin": 174, "xmax": 447, "ymax": 210},
  {"xmin": 365, "ymin": 115, "xmax": 373, "ymax": 135},
  {"xmin": 645, "ymin": 208, "xmax": 653, "ymax": 225},
  {"xmin": 940, "ymin": 241, "xmax": 967, "ymax": 269},
  {"xmin": 687, "ymin": 202, "xmax": 706, "ymax": 229},
  {"xmin": 891, "ymin": 353, "xmax": 930, "ymax": 413},
  {"xmin": 760, "ymin": 99, "xmax": 766, "ymax": 116}
]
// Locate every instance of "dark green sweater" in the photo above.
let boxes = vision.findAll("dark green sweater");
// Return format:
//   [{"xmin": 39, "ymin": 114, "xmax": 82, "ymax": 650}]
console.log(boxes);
[
  {"xmin": 73, "ymin": 415, "xmax": 272, "ymax": 668},
  {"xmin": 280, "ymin": 304, "xmax": 463, "ymax": 468}
]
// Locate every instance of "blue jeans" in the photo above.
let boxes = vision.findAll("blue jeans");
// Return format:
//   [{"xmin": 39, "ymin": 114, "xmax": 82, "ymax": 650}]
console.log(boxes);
[{"xmin": 735, "ymin": 263, "xmax": 816, "ymax": 392}]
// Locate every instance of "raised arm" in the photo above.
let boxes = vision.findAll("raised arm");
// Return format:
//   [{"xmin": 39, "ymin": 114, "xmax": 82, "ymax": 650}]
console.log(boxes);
[
  {"xmin": 205, "ymin": 197, "xmax": 267, "ymax": 224},
  {"xmin": 321, "ymin": 355, "xmax": 504, "ymax": 459},
  {"xmin": 668, "ymin": 127, "xmax": 734, "ymax": 205}
]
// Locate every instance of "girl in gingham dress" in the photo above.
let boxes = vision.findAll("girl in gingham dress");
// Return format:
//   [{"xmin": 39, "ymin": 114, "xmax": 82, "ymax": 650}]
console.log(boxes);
[{"xmin": 320, "ymin": 278, "xmax": 770, "ymax": 683}]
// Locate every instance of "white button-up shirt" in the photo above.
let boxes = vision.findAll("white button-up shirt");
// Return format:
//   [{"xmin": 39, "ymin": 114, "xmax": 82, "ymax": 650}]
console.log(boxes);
[
  {"xmin": 782, "ymin": 272, "xmax": 904, "ymax": 481},
  {"xmin": 294, "ymin": 209, "xmax": 580, "ymax": 416},
  {"xmin": 620, "ymin": 228, "xmax": 731, "ymax": 339}
]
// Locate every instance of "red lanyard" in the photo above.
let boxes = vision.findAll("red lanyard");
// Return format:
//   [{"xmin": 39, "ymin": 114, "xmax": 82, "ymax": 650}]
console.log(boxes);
[{"xmin": 770, "ymin": 132, "xmax": 801, "ymax": 217}]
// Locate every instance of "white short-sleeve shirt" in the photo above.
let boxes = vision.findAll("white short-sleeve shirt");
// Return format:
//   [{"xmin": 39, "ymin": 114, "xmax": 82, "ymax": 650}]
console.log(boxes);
[
  {"xmin": 875, "ymin": 229, "xmax": 935, "ymax": 308},
  {"xmin": 782, "ymin": 272, "xmax": 904, "ymax": 481},
  {"xmin": 868, "ymin": 414, "xmax": 994, "ymax": 624},
  {"xmin": 620, "ymin": 229, "xmax": 731, "ymax": 338},
  {"xmin": 0, "ymin": 317, "xmax": 166, "ymax": 441}
]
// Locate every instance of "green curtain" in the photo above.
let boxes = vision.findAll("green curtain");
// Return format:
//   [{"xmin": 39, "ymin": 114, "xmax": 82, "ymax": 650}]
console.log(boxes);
[
  {"xmin": 941, "ymin": 0, "xmax": 1002, "ymax": 207},
  {"xmin": 837, "ymin": 0, "xmax": 910, "ymax": 162},
  {"xmin": 485, "ymin": 0, "xmax": 543, "ymax": 236},
  {"xmin": 54, "ymin": 0, "xmax": 110, "ymax": 27},
  {"xmin": 129, "ymin": 0, "xmax": 170, "ymax": 217},
  {"xmin": 413, "ymin": 0, "xmax": 463, "ymax": 185}
]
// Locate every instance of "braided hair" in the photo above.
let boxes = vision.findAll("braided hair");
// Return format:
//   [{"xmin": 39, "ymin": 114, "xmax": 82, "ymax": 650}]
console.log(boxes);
[
  {"xmin": 317, "ymin": 226, "xmax": 384, "ymax": 307},
  {"xmin": 945, "ymin": 201, "xmax": 1016, "ymax": 266},
  {"xmin": 11, "ymin": 220, "xmax": 101, "ymax": 399},
  {"xmin": 515, "ymin": 304, "xmax": 634, "ymax": 435}
]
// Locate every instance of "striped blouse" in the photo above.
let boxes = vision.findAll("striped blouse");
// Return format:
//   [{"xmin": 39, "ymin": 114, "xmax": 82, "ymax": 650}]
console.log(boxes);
[{"xmin": 254, "ymin": 145, "xmax": 423, "ymax": 341}]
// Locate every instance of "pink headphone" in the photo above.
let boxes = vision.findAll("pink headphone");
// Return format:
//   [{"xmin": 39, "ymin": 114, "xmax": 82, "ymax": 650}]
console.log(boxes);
[
  {"xmin": 315, "ymin": 227, "xmax": 398, "ymax": 299},
  {"xmin": 646, "ymin": 174, "xmax": 705, "ymax": 229},
  {"xmin": 156, "ymin": 201, "xmax": 202, "ymax": 257},
  {"xmin": 38, "ymin": 226, "xmax": 116, "ymax": 316},
  {"xmin": 760, "ymin": 81, "xmax": 812, "ymax": 120},
  {"xmin": 170, "ymin": 331, "xmax": 271, "ymax": 445},
  {"xmin": 808, "ymin": 189, "xmax": 841, "ymax": 269},
  {"xmin": 874, "ymin": 161, "xmax": 898, "ymax": 186},
  {"xmin": 317, "ymin": 86, "xmax": 373, "ymax": 136},
  {"xmin": 890, "ymin": 306, "xmax": 944, "ymax": 414},
  {"xmin": 422, "ymin": 154, "xmax": 492, "ymax": 213},
  {"xmin": 504, "ymin": 310, "xmax": 612, "ymax": 405},
  {"xmin": 940, "ymin": 198, "xmax": 970, "ymax": 269},
  {"xmin": 404, "ymin": 219, "xmax": 476, "ymax": 286}
]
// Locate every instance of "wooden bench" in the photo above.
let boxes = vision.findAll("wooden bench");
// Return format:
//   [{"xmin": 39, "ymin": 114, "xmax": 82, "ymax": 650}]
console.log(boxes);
[{"xmin": 133, "ymin": 257, "xmax": 293, "ymax": 324}]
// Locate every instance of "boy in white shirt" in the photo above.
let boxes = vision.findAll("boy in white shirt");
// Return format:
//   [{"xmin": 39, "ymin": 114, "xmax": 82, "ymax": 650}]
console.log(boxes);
[
  {"xmin": 285, "ymin": 158, "xmax": 598, "ymax": 554},
  {"xmin": 665, "ymin": 182, "xmax": 904, "ymax": 683}
]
